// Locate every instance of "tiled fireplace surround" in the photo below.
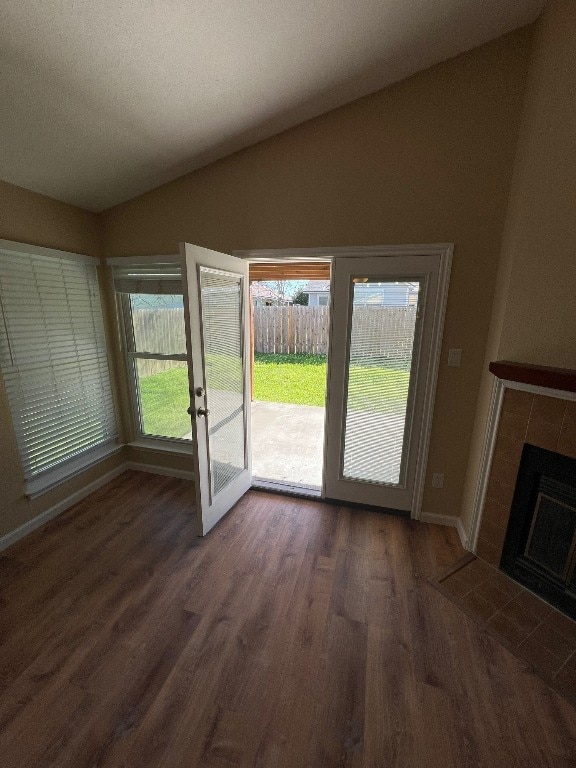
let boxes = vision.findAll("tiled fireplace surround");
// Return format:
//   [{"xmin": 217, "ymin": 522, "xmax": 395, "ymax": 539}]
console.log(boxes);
[{"xmin": 475, "ymin": 365, "xmax": 576, "ymax": 567}]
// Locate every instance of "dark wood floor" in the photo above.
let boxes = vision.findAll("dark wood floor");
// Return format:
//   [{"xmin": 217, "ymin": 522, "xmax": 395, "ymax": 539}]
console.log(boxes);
[{"xmin": 0, "ymin": 471, "xmax": 575, "ymax": 767}]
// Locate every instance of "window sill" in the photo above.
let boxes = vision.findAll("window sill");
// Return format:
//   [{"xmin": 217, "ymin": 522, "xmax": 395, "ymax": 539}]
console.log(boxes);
[
  {"xmin": 128, "ymin": 438, "xmax": 194, "ymax": 456},
  {"xmin": 25, "ymin": 442, "xmax": 122, "ymax": 499}
]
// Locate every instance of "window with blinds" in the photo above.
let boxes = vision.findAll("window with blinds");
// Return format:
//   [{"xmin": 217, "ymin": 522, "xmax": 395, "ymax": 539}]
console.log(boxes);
[
  {"xmin": 0, "ymin": 242, "xmax": 118, "ymax": 491},
  {"xmin": 110, "ymin": 258, "xmax": 191, "ymax": 442}
]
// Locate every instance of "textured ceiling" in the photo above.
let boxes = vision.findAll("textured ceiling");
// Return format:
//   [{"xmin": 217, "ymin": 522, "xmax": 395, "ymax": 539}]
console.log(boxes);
[{"xmin": 0, "ymin": 0, "xmax": 544, "ymax": 211}]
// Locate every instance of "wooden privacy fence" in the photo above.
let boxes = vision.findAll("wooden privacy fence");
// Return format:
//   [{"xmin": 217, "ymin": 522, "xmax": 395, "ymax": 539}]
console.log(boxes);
[
  {"xmin": 253, "ymin": 305, "xmax": 417, "ymax": 358},
  {"xmin": 132, "ymin": 308, "xmax": 186, "ymax": 377},
  {"xmin": 254, "ymin": 306, "xmax": 329, "ymax": 355},
  {"xmin": 132, "ymin": 305, "xmax": 418, "ymax": 373}
]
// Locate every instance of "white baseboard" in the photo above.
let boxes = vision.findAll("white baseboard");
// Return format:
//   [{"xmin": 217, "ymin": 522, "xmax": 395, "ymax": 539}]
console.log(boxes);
[
  {"xmin": 420, "ymin": 512, "xmax": 469, "ymax": 550},
  {"xmin": 0, "ymin": 461, "xmax": 195, "ymax": 553},
  {"xmin": 0, "ymin": 464, "xmax": 126, "ymax": 553},
  {"xmin": 126, "ymin": 462, "xmax": 195, "ymax": 481}
]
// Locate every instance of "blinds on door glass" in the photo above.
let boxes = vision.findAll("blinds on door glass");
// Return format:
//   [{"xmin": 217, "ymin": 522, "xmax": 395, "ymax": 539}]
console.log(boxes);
[
  {"xmin": 0, "ymin": 247, "xmax": 117, "ymax": 481},
  {"xmin": 342, "ymin": 279, "xmax": 421, "ymax": 486}
]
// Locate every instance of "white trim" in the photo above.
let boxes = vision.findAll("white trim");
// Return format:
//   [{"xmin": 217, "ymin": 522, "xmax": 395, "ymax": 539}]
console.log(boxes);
[
  {"xmin": 457, "ymin": 517, "xmax": 469, "ymax": 550},
  {"xmin": 420, "ymin": 511, "xmax": 468, "ymax": 549},
  {"xmin": 411, "ymin": 245, "xmax": 453, "ymax": 520},
  {"xmin": 125, "ymin": 461, "xmax": 195, "ymax": 481},
  {"xmin": 106, "ymin": 254, "xmax": 180, "ymax": 265},
  {"xmin": 0, "ymin": 464, "xmax": 126, "ymax": 553},
  {"xmin": 234, "ymin": 243, "xmax": 454, "ymax": 261},
  {"xmin": 0, "ymin": 238, "xmax": 95, "ymax": 263},
  {"xmin": 128, "ymin": 439, "xmax": 194, "ymax": 455},
  {"xmin": 502, "ymin": 379, "xmax": 576, "ymax": 402},
  {"xmin": 468, "ymin": 379, "xmax": 505, "ymax": 552},
  {"xmin": 25, "ymin": 442, "xmax": 123, "ymax": 499}
]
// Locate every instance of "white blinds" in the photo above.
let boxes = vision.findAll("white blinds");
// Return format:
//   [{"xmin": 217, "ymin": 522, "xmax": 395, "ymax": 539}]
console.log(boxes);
[
  {"xmin": 112, "ymin": 262, "xmax": 182, "ymax": 294},
  {"xmin": 0, "ymin": 246, "xmax": 117, "ymax": 481}
]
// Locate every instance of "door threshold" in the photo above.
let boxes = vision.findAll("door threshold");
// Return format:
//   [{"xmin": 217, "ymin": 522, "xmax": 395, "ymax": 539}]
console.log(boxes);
[{"xmin": 251, "ymin": 478, "xmax": 322, "ymax": 499}]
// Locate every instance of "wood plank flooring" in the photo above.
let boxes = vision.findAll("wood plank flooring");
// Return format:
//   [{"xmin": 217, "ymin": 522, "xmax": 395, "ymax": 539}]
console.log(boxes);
[{"xmin": 0, "ymin": 470, "xmax": 575, "ymax": 767}]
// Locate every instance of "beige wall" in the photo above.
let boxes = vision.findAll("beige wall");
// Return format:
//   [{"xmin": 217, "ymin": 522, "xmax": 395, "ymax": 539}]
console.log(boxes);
[
  {"xmin": 460, "ymin": 0, "xmax": 576, "ymax": 534},
  {"xmin": 0, "ymin": 180, "xmax": 125, "ymax": 538},
  {"xmin": 101, "ymin": 28, "xmax": 534, "ymax": 521},
  {"xmin": 0, "ymin": 180, "xmax": 101, "ymax": 257},
  {"xmin": 497, "ymin": 1, "xmax": 576, "ymax": 369}
]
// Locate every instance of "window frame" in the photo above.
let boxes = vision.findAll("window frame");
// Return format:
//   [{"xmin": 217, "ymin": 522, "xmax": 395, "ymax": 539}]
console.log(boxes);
[{"xmin": 118, "ymin": 291, "xmax": 192, "ymax": 447}]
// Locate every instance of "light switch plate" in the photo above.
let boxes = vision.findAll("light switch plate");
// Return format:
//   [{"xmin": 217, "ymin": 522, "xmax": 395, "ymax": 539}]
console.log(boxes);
[
  {"xmin": 432, "ymin": 473, "xmax": 444, "ymax": 488},
  {"xmin": 448, "ymin": 348, "xmax": 462, "ymax": 367}
]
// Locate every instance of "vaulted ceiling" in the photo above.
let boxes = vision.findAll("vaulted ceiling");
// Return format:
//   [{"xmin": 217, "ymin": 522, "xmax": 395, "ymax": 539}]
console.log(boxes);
[{"xmin": 0, "ymin": 1, "xmax": 544, "ymax": 212}]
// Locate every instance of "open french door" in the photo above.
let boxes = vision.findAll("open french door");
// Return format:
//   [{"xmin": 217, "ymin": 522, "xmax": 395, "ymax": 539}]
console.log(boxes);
[
  {"xmin": 181, "ymin": 242, "xmax": 252, "ymax": 535},
  {"xmin": 323, "ymin": 253, "xmax": 446, "ymax": 515}
]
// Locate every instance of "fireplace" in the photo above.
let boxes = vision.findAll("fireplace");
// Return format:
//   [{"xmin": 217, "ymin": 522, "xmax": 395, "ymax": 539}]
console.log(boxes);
[
  {"xmin": 471, "ymin": 361, "xmax": 576, "ymax": 612},
  {"xmin": 500, "ymin": 444, "xmax": 576, "ymax": 619}
]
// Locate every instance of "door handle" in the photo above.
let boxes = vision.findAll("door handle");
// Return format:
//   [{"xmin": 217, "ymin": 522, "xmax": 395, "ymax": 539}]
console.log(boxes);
[{"xmin": 197, "ymin": 407, "xmax": 209, "ymax": 417}]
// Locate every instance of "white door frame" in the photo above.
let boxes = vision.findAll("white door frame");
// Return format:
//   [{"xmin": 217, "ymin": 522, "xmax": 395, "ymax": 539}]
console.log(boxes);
[{"xmin": 234, "ymin": 244, "xmax": 453, "ymax": 520}]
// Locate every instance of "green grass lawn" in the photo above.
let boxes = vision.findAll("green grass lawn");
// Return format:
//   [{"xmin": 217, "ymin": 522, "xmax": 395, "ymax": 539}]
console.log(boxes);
[
  {"xmin": 138, "ymin": 353, "xmax": 411, "ymax": 437},
  {"xmin": 254, "ymin": 353, "xmax": 327, "ymax": 407},
  {"xmin": 254, "ymin": 353, "xmax": 410, "ymax": 413},
  {"xmin": 139, "ymin": 365, "xmax": 191, "ymax": 438}
]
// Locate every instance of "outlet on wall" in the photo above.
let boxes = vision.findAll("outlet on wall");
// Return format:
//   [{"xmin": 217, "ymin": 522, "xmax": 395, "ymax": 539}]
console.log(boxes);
[{"xmin": 432, "ymin": 473, "xmax": 444, "ymax": 488}]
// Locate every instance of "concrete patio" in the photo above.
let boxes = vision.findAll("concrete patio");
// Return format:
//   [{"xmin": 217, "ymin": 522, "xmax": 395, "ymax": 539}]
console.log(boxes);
[{"xmin": 251, "ymin": 400, "xmax": 325, "ymax": 488}]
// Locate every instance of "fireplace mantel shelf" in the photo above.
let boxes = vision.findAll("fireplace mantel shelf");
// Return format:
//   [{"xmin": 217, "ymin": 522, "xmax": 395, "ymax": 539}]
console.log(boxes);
[{"xmin": 489, "ymin": 361, "xmax": 576, "ymax": 394}]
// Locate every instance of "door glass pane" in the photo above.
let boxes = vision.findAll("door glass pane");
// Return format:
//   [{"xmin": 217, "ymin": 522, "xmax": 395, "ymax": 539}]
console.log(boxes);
[
  {"xmin": 135, "ymin": 358, "xmax": 190, "ymax": 438},
  {"xmin": 200, "ymin": 268, "xmax": 246, "ymax": 498},
  {"xmin": 342, "ymin": 279, "xmax": 420, "ymax": 486}
]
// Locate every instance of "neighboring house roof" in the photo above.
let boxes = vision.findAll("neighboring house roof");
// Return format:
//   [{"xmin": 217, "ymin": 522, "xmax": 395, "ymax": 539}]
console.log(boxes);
[{"xmin": 304, "ymin": 280, "xmax": 331, "ymax": 293}]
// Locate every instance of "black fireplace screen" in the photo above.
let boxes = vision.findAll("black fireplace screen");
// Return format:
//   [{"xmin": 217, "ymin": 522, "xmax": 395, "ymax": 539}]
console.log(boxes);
[{"xmin": 500, "ymin": 444, "xmax": 576, "ymax": 620}]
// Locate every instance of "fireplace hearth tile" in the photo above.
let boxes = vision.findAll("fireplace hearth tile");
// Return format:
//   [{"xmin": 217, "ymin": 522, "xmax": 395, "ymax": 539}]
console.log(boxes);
[
  {"xmin": 513, "ymin": 589, "xmax": 554, "ymax": 623},
  {"xmin": 502, "ymin": 389, "xmax": 533, "ymax": 418},
  {"xmin": 531, "ymin": 394, "xmax": 568, "ymax": 426},
  {"xmin": 476, "ymin": 537, "xmax": 501, "ymax": 567},
  {"xmin": 432, "ymin": 555, "xmax": 576, "ymax": 707},
  {"xmin": 526, "ymin": 418, "xmax": 562, "ymax": 452},
  {"xmin": 494, "ymin": 433, "xmax": 524, "ymax": 465},
  {"xmin": 517, "ymin": 636, "xmax": 564, "ymax": 678},
  {"xmin": 558, "ymin": 418, "xmax": 576, "ymax": 460},
  {"xmin": 485, "ymin": 568, "xmax": 523, "ymax": 599},
  {"xmin": 486, "ymin": 611, "xmax": 532, "ymax": 647},
  {"xmin": 485, "ymin": 476, "xmax": 515, "ymax": 510},
  {"xmin": 482, "ymin": 497, "xmax": 512, "ymax": 528},
  {"xmin": 490, "ymin": 456, "xmax": 521, "ymax": 487},
  {"xmin": 478, "ymin": 518, "xmax": 506, "ymax": 551},
  {"xmin": 530, "ymin": 624, "xmax": 574, "ymax": 664},
  {"xmin": 459, "ymin": 590, "xmax": 495, "ymax": 623},
  {"xmin": 472, "ymin": 580, "xmax": 510, "ymax": 611},
  {"xmin": 498, "ymin": 599, "xmax": 541, "ymax": 636},
  {"xmin": 499, "ymin": 410, "xmax": 530, "ymax": 441},
  {"xmin": 543, "ymin": 612, "xmax": 576, "ymax": 644}
]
